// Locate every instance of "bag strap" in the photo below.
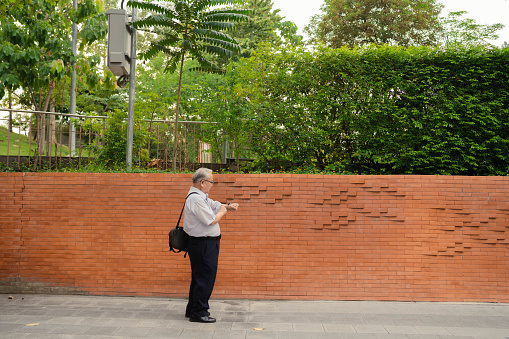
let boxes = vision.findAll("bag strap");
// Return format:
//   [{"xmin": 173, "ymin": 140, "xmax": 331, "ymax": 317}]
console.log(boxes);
[
  {"xmin": 170, "ymin": 192, "xmax": 199, "ymax": 257},
  {"xmin": 176, "ymin": 192, "xmax": 199, "ymax": 227}
]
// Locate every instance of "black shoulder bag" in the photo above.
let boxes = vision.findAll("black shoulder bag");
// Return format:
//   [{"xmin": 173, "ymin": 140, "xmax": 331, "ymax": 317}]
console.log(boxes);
[{"xmin": 169, "ymin": 192, "xmax": 198, "ymax": 256}]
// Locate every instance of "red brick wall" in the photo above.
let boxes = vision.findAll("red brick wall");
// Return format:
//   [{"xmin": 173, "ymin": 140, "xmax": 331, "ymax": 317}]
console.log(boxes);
[{"xmin": 1, "ymin": 173, "xmax": 508, "ymax": 302}]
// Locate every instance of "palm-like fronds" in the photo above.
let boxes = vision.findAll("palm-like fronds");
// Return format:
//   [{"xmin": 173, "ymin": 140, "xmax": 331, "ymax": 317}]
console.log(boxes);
[
  {"xmin": 125, "ymin": 0, "xmax": 250, "ymax": 170},
  {"xmin": 202, "ymin": 11, "xmax": 251, "ymax": 22},
  {"xmin": 141, "ymin": 36, "xmax": 180, "ymax": 59},
  {"xmin": 193, "ymin": 0, "xmax": 244, "ymax": 12},
  {"xmin": 190, "ymin": 58, "xmax": 223, "ymax": 72},
  {"xmin": 191, "ymin": 28, "xmax": 240, "ymax": 45},
  {"xmin": 197, "ymin": 37, "xmax": 241, "ymax": 53},
  {"xmin": 204, "ymin": 9, "xmax": 251, "ymax": 16},
  {"xmin": 200, "ymin": 21, "xmax": 236, "ymax": 31},
  {"xmin": 126, "ymin": 0, "xmax": 174, "ymax": 17},
  {"xmin": 132, "ymin": 15, "xmax": 176, "ymax": 30},
  {"xmin": 131, "ymin": 0, "xmax": 248, "ymax": 72}
]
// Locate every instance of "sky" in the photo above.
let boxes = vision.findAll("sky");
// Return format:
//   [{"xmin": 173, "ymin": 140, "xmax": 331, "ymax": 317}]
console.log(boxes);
[{"xmin": 271, "ymin": 0, "xmax": 509, "ymax": 47}]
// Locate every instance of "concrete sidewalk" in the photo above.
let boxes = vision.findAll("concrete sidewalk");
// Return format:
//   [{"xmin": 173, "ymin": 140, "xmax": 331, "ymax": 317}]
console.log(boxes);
[{"xmin": 1, "ymin": 294, "xmax": 509, "ymax": 339}]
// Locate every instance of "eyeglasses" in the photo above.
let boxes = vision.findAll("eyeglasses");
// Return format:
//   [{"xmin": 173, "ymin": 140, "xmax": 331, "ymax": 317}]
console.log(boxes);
[{"xmin": 203, "ymin": 180, "xmax": 215, "ymax": 185}]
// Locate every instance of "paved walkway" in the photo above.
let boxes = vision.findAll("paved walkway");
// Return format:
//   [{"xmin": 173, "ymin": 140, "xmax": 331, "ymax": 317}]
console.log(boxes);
[{"xmin": 1, "ymin": 294, "xmax": 509, "ymax": 338}]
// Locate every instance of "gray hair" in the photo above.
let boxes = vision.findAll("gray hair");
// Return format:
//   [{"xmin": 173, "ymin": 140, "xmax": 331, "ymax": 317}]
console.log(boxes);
[{"xmin": 192, "ymin": 167, "xmax": 212, "ymax": 183}]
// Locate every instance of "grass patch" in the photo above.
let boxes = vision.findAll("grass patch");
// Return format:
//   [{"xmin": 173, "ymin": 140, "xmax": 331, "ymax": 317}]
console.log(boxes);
[
  {"xmin": 0, "ymin": 125, "xmax": 37, "ymax": 155},
  {"xmin": 0, "ymin": 125, "xmax": 96, "ymax": 157}
]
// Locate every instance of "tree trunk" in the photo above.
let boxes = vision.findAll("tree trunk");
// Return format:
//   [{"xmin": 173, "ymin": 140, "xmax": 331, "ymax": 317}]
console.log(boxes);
[
  {"xmin": 42, "ymin": 82, "xmax": 55, "ymax": 112},
  {"xmin": 37, "ymin": 82, "xmax": 55, "ymax": 156},
  {"xmin": 48, "ymin": 101, "xmax": 57, "ymax": 150}
]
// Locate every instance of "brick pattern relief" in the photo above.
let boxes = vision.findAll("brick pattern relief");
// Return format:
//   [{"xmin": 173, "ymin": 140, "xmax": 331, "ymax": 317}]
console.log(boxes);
[
  {"xmin": 426, "ymin": 189, "xmax": 509, "ymax": 257},
  {"xmin": 0, "ymin": 173, "xmax": 508, "ymax": 302}
]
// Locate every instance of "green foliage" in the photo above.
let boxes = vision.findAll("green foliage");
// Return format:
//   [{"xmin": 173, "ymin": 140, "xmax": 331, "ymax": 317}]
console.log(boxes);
[
  {"xmin": 79, "ymin": 13, "xmax": 108, "ymax": 48},
  {"xmin": 194, "ymin": 62, "xmax": 254, "ymax": 163},
  {"xmin": 75, "ymin": 65, "xmax": 124, "ymax": 115},
  {"xmin": 227, "ymin": 0, "xmax": 303, "ymax": 59},
  {"xmin": 305, "ymin": 0, "xmax": 443, "ymax": 48},
  {"xmin": 235, "ymin": 44, "xmax": 509, "ymax": 175},
  {"xmin": 0, "ymin": 0, "xmax": 25, "ymax": 19},
  {"xmin": 0, "ymin": 0, "xmax": 117, "ymax": 141},
  {"xmin": 92, "ymin": 109, "xmax": 154, "ymax": 167},
  {"xmin": 0, "ymin": 0, "xmax": 108, "ymax": 110},
  {"xmin": 0, "ymin": 0, "xmax": 71, "ymax": 105},
  {"xmin": 356, "ymin": 45, "xmax": 509, "ymax": 175},
  {"xmin": 58, "ymin": 162, "xmax": 186, "ymax": 173},
  {"xmin": 135, "ymin": 52, "xmax": 184, "ymax": 120},
  {"xmin": 128, "ymin": 0, "xmax": 249, "ymax": 73},
  {"xmin": 128, "ymin": 0, "xmax": 249, "ymax": 169},
  {"xmin": 305, "ymin": 0, "xmax": 504, "ymax": 49},
  {"xmin": 439, "ymin": 11, "xmax": 505, "ymax": 47},
  {"xmin": 0, "ymin": 161, "xmax": 33, "ymax": 173}
]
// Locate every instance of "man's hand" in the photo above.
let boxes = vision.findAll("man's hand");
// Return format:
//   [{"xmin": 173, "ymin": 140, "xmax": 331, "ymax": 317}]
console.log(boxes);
[{"xmin": 226, "ymin": 203, "xmax": 239, "ymax": 211}]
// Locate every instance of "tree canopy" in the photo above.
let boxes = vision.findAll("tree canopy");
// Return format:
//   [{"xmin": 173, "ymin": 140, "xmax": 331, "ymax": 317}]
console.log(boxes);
[
  {"xmin": 0, "ymin": 0, "xmax": 108, "ymax": 110},
  {"xmin": 127, "ymin": 0, "xmax": 249, "ymax": 169},
  {"xmin": 305, "ymin": 0, "xmax": 444, "ymax": 48},
  {"xmin": 228, "ymin": 0, "xmax": 302, "ymax": 58},
  {"xmin": 304, "ymin": 0, "xmax": 506, "ymax": 48},
  {"xmin": 439, "ymin": 11, "xmax": 505, "ymax": 46}
]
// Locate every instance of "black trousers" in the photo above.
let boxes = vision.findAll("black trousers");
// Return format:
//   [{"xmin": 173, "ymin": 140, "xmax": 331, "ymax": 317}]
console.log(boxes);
[{"xmin": 186, "ymin": 236, "xmax": 220, "ymax": 317}]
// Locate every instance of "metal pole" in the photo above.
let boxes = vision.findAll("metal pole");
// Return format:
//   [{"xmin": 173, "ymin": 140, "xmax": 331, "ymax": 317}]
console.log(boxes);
[
  {"xmin": 126, "ymin": 8, "xmax": 137, "ymax": 170},
  {"xmin": 222, "ymin": 131, "xmax": 228, "ymax": 165},
  {"xmin": 69, "ymin": 0, "xmax": 77, "ymax": 157}
]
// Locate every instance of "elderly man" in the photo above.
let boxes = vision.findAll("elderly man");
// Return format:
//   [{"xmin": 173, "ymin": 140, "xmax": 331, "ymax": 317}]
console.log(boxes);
[{"xmin": 183, "ymin": 168, "xmax": 239, "ymax": 323}]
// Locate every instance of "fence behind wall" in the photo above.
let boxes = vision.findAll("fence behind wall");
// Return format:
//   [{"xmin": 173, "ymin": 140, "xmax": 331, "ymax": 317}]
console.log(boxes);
[
  {"xmin": 0, "ymin": 108, "xmax": 249, "ymax": 171},
  {"xmin": 0, "ymin": 109, "xmax": 105, "ymax": 170}
]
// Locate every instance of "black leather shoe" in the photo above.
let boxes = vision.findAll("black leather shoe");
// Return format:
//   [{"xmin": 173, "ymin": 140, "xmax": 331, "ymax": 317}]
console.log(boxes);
[
  {"xmin": 189, "ymin": 314, "xmax": 216, "ymax": 323},
  {"xmin": 185, "ymin": 311, "xmax": 209, "ymax": 318}
]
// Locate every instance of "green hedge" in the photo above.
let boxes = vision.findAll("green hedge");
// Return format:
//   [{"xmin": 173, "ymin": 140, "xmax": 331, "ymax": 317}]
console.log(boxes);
[{"xmin": 241, "ymin": 45, "xmax": 509, "ymax": 175}]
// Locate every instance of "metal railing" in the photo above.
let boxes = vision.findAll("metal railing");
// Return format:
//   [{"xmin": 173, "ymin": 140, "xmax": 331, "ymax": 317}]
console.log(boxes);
[
  {"xmin": 1, "ymin": 109, "xmax": 105, "ymax": 170},
  {"xmin": 0, "ymin": 108, "xmax": 244, "ymax": 171}
]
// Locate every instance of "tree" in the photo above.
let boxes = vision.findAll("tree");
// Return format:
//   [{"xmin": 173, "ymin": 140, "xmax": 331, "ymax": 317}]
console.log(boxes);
[
  {"xmin": 304, "ymin": 0, "xmax": 443, "ymax": 48},
  {"xmin": 0, "ymin": 0, "xmax": 107, "ymax": 108},
  {"xmin": 74, "ymin": 57, "xmax": 124, "ymax": 115},
  {"xmin": 93, "ymin": 108, "xmax": 153, "ymax": 166},
  {"xmin": 228, "ymin": 0, "xmax": 302, "ymax": 58},
  {"xmin": 127, "ymin": 0, "xmax": 249, "ymax": 170},
  {"xmin": 0, "ymin": 0, "xmax": 107, "ymax": 154},
  {"xmin": 1, "ymin": 0, "xmax": 68, "ymax": 110},
  {"xmin": 195, "ymin": 62, "xmax": 256, "ymax": 166},
  {"xmin": 74, "ymin": 0, "xmax": 126, "ymax": 117},
  {"xmin": 438, "ymin": 11, "xmax": 505, "ymax": 46}
]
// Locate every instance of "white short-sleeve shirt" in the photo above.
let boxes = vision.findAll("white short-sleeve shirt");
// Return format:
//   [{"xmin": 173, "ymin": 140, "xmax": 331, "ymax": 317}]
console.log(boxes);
[{"xmin": 183, "ymin": 186, "xmax": 222, "ymax": 237}]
